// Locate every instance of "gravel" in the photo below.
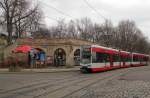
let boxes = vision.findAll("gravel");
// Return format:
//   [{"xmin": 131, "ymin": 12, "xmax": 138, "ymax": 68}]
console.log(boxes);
[{"xmin": 68, "ymin": 78, "xmax": 150, "ymax": 98}]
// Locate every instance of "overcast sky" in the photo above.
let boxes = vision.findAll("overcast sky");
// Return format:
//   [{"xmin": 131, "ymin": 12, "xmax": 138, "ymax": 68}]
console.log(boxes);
[{"xmin": 38, "ymin": 0, "xmax": 150, "ymax": 40}]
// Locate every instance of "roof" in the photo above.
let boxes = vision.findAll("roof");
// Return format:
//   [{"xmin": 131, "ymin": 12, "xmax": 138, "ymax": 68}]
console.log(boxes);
[
  {"xmin": 91, "ymin": 45, "xmax": 119, "ymax": 52},
  {"xmin": 91, "ymin": 45, "xmax": 149, "ymax": 56}
]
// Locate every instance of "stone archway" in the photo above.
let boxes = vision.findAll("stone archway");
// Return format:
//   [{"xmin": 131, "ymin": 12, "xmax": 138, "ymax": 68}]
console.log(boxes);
[
  {"xmin": 54, "ymin": 48, "xmax": 66, "ymax": 66},
  {"xmin": 74, "ymin": 49, "xmax": 80, "ymax": 65},
  {"xmin": 29, "ymin": 47, "xmax": 46, "ymax": 68}
]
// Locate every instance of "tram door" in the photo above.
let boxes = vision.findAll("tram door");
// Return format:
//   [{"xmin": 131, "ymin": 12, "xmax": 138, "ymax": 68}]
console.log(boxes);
[{"xmin": 109, "ymin": 55, "xmax": 113, "ymax": 67}]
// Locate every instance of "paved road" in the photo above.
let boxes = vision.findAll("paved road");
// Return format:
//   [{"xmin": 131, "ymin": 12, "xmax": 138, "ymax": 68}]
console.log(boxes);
[{"xmin": 1, "ymin": 66, "xmax": 150, "ymax": 98}]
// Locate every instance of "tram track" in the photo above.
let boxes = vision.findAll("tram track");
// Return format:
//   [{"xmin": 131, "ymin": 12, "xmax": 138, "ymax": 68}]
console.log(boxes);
[
  {"xmin": 0, "ymin": 72, "xmax": 82, "ymax": 94},
  {"xmin": 0, "ymin": 72, "xmax": 94, "ymax": 98},
  {"xmin": 62, "ymin": 67, "xmax": 149, "ymax": 98},
  {"xmin": 34, "ymin": 67, "xmax": 145, "ymax": 98},
  {"xmin": 33, "ymin": 69, "xmax": 132, "ymax": 98},
  {"xmin": 1, "ymin": 75, "xmax": 100, "ymax": 98},
  {"xmin": 0, "ymin": 67, "xmax": 147, "ymax": 98},
  {"xmin": 61, "ymin": 74, "xmax": 120, "ymax": 98}
]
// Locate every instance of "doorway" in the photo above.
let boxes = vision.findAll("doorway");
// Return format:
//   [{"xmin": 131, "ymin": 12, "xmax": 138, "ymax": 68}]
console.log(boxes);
[
  {"xmin": 54, "ymin": 48, "xmax": 66, "ymax": 66},
  {"xmin": 74, "ymin": 49, "xmax": 80, "ymax": 65}
]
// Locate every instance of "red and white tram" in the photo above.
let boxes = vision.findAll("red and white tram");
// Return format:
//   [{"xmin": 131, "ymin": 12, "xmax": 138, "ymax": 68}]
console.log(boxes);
[{"xmin": 80, "ymin": 45, "xmax": 149, "ymax": 73}]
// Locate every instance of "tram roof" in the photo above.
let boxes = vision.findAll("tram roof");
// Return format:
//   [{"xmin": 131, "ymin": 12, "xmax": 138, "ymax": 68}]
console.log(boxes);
[
  {"xmin": 82, "ymin": 45, "xmax": 149, "ymax": 57},
  {"xmin": 120, "ymin": 51, "xmax": 130, "ymax": 54},
  {"xmin": 132, "ymin": 52, "xmax": 149, "ymax": 56},
  {"xmin": 91, "ymin": 45, "xmax": 119, "ymax": 52}
]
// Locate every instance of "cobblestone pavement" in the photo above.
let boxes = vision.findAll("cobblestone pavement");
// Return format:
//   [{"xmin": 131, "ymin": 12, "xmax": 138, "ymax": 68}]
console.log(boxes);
[{"xmin": 1, "ymin": 66, "xmax": 150, "ymax": 98}]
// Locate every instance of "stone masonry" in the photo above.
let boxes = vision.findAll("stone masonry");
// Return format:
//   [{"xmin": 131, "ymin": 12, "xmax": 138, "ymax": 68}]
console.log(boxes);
[{"xmin": 13, "ymin": 38, "xmax": 96, "ymax": 67}]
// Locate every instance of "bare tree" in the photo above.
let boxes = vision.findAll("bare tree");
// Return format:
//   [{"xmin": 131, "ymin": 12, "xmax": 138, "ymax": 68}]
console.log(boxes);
[
  {"xmin": 112, "ymin": 20, "xmax": 150, "ymax": 54},
  {"xmin": 100, "ymin": 20, "xmax": 114, "ymax": 47},
  {"xmin": 14, "ymin": 5, "xmax": 43, "ymax": 38},
  {"xmin": 67, "ymin": 20, "xmax": 77, "ymax": 39},
  {"xmin": 33, "ymin": 16, "xmax": 150, "ymax": 54},
  {"xmin": 31, "ymin": 25, "xmax": 50, "ymax": 38},
  {"xmin": 0, "ymin": 0, "xmax": 42, "ymax": 44},
  {"xmin": 92, "ymin": 23, "xmax": 103, "ymax": 43},
  {"xmin": 115, "ymin": 20, "xmax": 138, "ymax": 51},
  {"xmin": 91, "ymin": 20, "xmax": 114, "ymax": 46},
  {"xmin": 76, "ymin": 17, "xmax": 94, "ymax": 41}
]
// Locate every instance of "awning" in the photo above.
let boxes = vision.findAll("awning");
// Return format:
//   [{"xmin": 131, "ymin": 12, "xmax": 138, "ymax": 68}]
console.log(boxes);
[{"xmin": 13, "ymin": 45, "xmax": 32, "ymax": 53}]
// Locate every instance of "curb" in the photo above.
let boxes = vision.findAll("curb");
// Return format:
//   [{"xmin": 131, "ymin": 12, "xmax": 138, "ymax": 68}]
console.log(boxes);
[{"xmin": 0, "ymin": 69, "xmax": 80, "ymax": 74}]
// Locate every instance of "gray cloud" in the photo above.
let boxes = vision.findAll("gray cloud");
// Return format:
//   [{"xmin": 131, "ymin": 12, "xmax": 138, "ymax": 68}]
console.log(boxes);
[{"xmin": 39, "ymin": 0, "xmax": 150, "ymax": 40}]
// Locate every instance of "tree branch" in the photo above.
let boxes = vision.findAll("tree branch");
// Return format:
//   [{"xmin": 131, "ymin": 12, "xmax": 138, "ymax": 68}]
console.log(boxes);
[
  {"xmin": 0, "ymin": 1, "xmax": 7, "ymax": 12},
  {"xmin": 12, "ymin": 6, "xmax": 37, "ymax": 24}
]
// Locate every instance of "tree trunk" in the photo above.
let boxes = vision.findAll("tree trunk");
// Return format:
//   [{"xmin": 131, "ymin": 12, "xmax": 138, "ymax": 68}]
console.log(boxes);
[{"xmin": 7, "ymin": 25, "xmax": 13, "ymax": 45}]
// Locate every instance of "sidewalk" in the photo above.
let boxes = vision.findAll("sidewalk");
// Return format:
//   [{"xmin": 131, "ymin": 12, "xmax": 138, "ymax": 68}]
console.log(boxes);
[{"xmin": 0, "ymin": 66, "xmax": 80, "ymax": 73}]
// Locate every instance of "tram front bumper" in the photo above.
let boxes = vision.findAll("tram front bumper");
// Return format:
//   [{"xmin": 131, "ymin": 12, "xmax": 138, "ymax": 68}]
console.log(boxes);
[{"xmin": 80, "ymin": 66, "xmax": 92, "ymax": 73}]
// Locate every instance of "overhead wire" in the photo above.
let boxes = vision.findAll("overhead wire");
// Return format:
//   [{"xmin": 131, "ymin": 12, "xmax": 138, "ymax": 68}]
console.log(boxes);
[
  {"xmin": 33, "ymin": 0, "xmax": 60, "ymax": 23},
  {"xmin": 38, "ymin": 0, "xmax": 107, "ymax": 23},
  {"xmin": 44, "ymin": 16, "xmax": 59, "ymax": 22},
  {"xmin": 83, "ymin": 0, "xmax": 107, "ymax": 21},
  {"xmin": 32, "ymin": 0, "xmax": 60, "ymax": 24},
  {"xmin": 39, "ymin": 0, "xmax": 73, "ymax": 19}
]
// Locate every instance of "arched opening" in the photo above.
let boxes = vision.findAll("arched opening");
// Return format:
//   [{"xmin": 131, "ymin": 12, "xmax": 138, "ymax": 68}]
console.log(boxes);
[
  {"xmin": 54, "ymin": 48, "xmax": 66, "ymax": 66},
  {"xmin": 28, "ymin": 48, "xmax": 46, "ymax": 68},
  {"xmin": 74, "ymin": 49, "xmax": 80, "ymax": 65}
]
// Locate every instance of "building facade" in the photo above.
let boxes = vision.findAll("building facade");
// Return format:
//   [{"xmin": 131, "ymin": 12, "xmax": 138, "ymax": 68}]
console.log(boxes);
[{"xmin": 14, "ymin": 38, "xmax": 96, "ymax": 67}]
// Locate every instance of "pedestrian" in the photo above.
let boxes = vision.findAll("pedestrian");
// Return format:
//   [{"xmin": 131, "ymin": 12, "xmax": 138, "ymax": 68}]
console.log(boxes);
[
  {"xmin": 30, "ymin": 49, "xmax": 36, "ymax": 68},
  {"xmin": 39, "ymin": 51, "xmax": 46, "ymax": 65}
]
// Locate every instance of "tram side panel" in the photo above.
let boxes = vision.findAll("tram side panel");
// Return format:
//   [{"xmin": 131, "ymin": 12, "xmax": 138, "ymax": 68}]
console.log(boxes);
[
  {"xmin": 132, "ymin": 54, "xmax": 142, "ymax": 67},
  {"xmin": 131, "ymin": 54, "xmax": 149, "ymax": 67},
  {"xmin": 91, "ymin": 49, "xmax": 111, "ymax": 72},
  {"xmin": 80, "ymin": 45, "xmax": 149, "ymax": 73},
  {"xmin": 111, "ymin": 53, "xmax": 120, "ymax": 69},
  {"xmin": 144, "ymin": 56, "xmax": 149, "ymax": 65},
  {"xmin": 90, "ymin": 48, "xmax": 121, "ymax": 72},
  {"xmin": 141, "ymin": 55, "xmax": 149, "ymax": 66},
  {"xmin": 120, "ymin": 52, "xmax": 132, "ymax": 68}
]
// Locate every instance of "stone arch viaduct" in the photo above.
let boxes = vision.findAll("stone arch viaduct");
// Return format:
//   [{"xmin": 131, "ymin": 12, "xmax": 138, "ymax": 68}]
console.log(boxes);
[{"xmin": 15, "ymin": 38, "xmax": 96, "ymax": 67}]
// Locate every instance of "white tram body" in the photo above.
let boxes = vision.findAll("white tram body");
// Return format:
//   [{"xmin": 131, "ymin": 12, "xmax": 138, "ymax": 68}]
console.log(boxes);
[{"xmin": 80, "ymin": 45, "xmax": 149, "ymax": 73}]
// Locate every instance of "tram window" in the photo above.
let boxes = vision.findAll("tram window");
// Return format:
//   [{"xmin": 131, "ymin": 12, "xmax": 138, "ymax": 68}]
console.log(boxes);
[
  {"xmin": 96, "ymin": 53, "xmax": 104, "ymax": 63},
  {"xmin": 120, "ymin": 55, "xmax": 124, "ymax": 62},
  {"xmin": 112, "ymin": 54, "xmax": 119, "ymax": 62},
  {"xmin": 81, "ymin": 48, "xmax": 91, "ymax": 64},
  {"xmin": 144, "ymin": 57, "xmax": 148, "ymax": 61},
  {"xmin": 92, "ymin": 52, "xmax": 109, "ymax": 63},
  {"xmin": 92, "ymin": 52, "xmax": 96, "ymax": 62},
  {"xmin": 121, "ymin": 57, "xmax": 127, "ymax": 62},
  {"xmin": 82, "ymin": 49, "xmax": 90, "ymax": 59},
  {"xmin": 133, "ymin": 56, "xmax": 139, "ymax": 62},
  {"xmin": 140, "ymin": 57, "xmax": 143, "ymax": 62},
  {"xmin": 126, "ymin": 57, "xmax": 131, "ymax": 62},
  {"xmin": 120, "ymin": 55, "xmax": 131, "ymax": 62}
]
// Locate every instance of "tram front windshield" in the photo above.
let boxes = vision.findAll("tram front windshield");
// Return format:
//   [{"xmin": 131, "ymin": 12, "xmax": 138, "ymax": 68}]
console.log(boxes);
[{"xmin": 81, "ymin": 47, "xmax": 91, "ymax": 64}]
